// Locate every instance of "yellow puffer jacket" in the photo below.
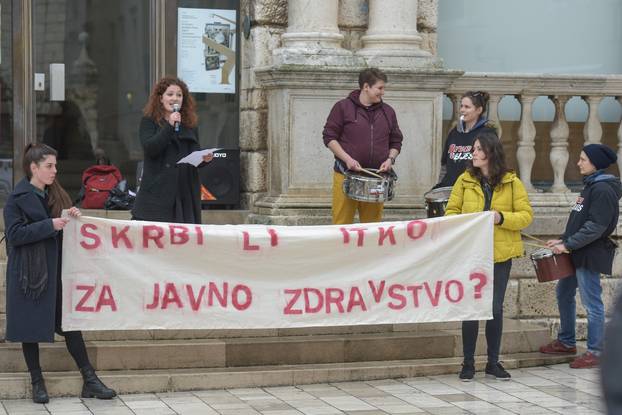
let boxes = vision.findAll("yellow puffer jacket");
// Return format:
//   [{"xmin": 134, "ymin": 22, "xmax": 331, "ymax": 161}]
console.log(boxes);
[{"xmin": 445, "ymin": 171, "xmax": 533, "ymax": 263}]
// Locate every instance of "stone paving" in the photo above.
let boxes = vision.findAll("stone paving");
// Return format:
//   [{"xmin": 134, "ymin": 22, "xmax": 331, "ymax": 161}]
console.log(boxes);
[{"xmin": 0, "ymin": 364, "xmax": 605, "ymax": 415}]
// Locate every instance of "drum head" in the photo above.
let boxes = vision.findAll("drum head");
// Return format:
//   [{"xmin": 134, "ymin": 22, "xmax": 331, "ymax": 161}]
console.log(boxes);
[
  {"xmin": 531, "ymin": 248, "xmax": 553, "ymax": 260},
  {"xmin": 424, "ymin": 186, "xmax": 453, "ymax": 202}
]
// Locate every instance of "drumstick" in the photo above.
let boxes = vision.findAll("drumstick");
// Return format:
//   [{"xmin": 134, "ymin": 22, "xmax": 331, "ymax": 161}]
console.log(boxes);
[
  {"xmin": 521, "ymin": 232, "xmax": 547, "ymax": 244},
  {"xmin": 524, "ymin": 241, "xmax": 548, "ymax": 249},
  {"xmin": 359, "ymin": 167, "xmax": 384, "ymax": 179}
]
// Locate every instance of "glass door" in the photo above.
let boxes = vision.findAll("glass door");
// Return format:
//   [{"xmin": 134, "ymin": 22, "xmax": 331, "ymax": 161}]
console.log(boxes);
[{"xmin": 32, "ymin": 0, "xmax": 151, "ymax": 200}]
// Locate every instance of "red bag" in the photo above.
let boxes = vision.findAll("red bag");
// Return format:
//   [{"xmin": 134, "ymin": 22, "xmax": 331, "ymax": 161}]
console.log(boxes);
[{"xmin": 79, "ymin": 165, "xmax": 123, "ymax": 209}]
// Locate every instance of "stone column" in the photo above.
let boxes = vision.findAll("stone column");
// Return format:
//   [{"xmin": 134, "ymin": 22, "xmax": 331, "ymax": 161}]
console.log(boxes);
[
  {"xmin": 253, "ymin": 68, "xmax": 462, "ymax": 225},
  {"xmin": 447, "ymin": 93, "xmax": 461, "ymax": 128},
  {"xmin": 582, "ymin": 95, "xmax": 603, "ymax": 144},
  {"xmin": 357, "ymin": 0, "xmax": 434, "ymax": 68},
  {"xmin": 273, "ymin": 0, "xmax": 363, "ymax": 66},
  {"xmin": 516, "ymin": 94, "xmax": 537, "ymax": 192},
  {"xmin": 549, "ymin": 95, "xmax": 570, "ymax": 193},
  {"xmin": 488, "ymin": 94, "xmax": 503, "ymax": 139}
]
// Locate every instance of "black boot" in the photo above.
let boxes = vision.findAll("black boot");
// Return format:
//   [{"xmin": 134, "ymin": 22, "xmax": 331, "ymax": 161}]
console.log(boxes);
[
  {"xmin": 29, "ymin": 369, "xmax": 49, "ymax": 404},
  {"xmin": 79, "ymin": 365, "xmax": 116, "ymax": 399}
]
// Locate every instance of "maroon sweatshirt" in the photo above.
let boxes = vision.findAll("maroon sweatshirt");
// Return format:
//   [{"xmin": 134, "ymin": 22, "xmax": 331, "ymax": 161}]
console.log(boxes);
[{"xmin": 322, "ymin": 90, "xmax": 403, "ymax": 171}]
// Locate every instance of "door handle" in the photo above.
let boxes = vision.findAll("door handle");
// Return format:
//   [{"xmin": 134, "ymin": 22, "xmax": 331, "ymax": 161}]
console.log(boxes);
[{"xmin": 50, "ymin": 63, "xmax": 65, "ymax": 101}]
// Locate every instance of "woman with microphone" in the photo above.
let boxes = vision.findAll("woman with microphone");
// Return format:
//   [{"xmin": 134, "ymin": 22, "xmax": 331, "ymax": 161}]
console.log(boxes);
[{"xmin": 132, "ymin": 76, "xmax": 212, "ymax": 223}]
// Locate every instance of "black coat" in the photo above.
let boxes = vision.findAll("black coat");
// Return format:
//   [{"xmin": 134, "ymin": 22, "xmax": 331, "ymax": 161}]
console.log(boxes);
[
  {"xmin": 4, "ymin": 179, "xmax": 59, "ymax": 342},
  {"xmin": 562, "ymin": 172, "xmax": 622, "ymax": 274},
  {"xmin": 132, "ymin": 116, "xmax": 202, "ymax": 223}
]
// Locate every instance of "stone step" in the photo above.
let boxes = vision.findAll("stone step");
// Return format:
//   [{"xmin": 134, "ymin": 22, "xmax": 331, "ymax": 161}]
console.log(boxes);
[
  {"xmin": 0, "ymin": 319, "xmax": 550, "ymax": 373},
  {"xmin": 0, "ymin": 319, "xmax": 462, "ymax": 342},
  {"xmin": 0, "ymin": 351, "xmax": 576, "ymax": 400}
]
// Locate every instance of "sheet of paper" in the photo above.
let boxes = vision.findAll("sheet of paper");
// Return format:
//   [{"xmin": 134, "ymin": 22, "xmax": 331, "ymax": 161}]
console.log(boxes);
[{"xmin": 176, "ymin": 148, "xmax": 221, "ymax": 167}]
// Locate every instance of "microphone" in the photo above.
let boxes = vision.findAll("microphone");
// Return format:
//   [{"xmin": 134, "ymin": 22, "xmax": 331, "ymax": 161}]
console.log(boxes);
[{"xmin": 173, "ymin": 104, "xmax": 180, "ymax": 132}]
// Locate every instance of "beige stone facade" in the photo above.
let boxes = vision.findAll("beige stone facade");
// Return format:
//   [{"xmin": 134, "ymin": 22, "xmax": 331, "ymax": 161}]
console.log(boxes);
[
  {"xmin": 238, "ymin": 0, "xmax": 622, "ymax": 339},
  {"xmin": 239, "ymin": 0, "xmax": 441, "ymax": 210}
]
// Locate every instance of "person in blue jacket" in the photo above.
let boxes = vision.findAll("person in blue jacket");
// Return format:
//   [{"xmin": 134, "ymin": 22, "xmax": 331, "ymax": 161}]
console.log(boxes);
[
  {"xmin": 4, "ymin": 143, "xmax": 116, "ymax": 403},
  {"xmin": 540, "ymin": 144, "xmax": 621, "ymax": 369}
]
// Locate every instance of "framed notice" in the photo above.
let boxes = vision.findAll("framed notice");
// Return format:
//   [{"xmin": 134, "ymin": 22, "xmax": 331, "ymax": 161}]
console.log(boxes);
[{"xmin": 177, "ymin": 8, "xmax": 236, "ymax": 94}]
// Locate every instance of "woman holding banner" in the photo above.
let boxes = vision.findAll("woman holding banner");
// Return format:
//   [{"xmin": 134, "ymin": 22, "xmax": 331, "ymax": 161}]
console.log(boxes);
[
  {"xmin": 132, "ymin": 76, "xmax": 213, "ymax": 224},
  {"xmin": 3, "ymin": 143, "xmax": 116, "ymax": 403},
  {"xmin": 445, "ymin": 131, "xmax": 533, "ymax": 381}
]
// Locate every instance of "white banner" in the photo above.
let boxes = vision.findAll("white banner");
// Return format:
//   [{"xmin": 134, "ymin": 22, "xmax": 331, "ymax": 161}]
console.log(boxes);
[{"xmin": 61, "ymin": 213, "xmax": 494, "ymax": 331}]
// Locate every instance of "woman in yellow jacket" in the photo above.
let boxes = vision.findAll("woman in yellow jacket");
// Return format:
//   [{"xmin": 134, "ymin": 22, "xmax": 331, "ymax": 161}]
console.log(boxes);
[{"xmin": 445, "ymin": 131, "xmax": 533, "ymax": 381}]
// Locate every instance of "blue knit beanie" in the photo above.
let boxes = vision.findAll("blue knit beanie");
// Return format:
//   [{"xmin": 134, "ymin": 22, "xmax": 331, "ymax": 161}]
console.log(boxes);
[{"xmin": 583, "ymin": 144, "xmax": 617, "ymax": 170}]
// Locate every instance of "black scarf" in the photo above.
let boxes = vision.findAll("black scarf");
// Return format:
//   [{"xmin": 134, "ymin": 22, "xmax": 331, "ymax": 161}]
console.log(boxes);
[{"xmin": 18, "ymin": 240, "xmax": 49, "ymax": 299}]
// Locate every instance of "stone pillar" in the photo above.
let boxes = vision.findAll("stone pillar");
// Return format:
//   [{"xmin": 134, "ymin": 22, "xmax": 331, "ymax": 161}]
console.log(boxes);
[
  {"xmin": 253, "ymin": 68, "xmax": 462, "ymax": 225},
  {"xmin": 444, "ymin": 93, "xmax": 460, "ymax": 142},
  {"xmin": 582, "ymin": 95, "xmax": 603, "ymax": 144},
  {"xmin": 549, "ymin": 95, "xmax": 570, "ymax": 193},
  {"xmin": 488, "ymin": 94, "xmax": 503, "ymax": 139},
  {"xmin": 252, "ymin": 0, "xmax": 460, "ymax": 225},
  {"xmin": 357, "ymin": 0, "xmax": 435, "ymax": 68},
  {"xmin": 447, "ymin": 93, "xmax": 460, "ymax": 128},
  {"xmin": 273, "ymin": 0, "xmax": 363, "ymax": 66},
  {"xmin": 516, "ymin": 94, "xmax": 536, "ymax": 192}
]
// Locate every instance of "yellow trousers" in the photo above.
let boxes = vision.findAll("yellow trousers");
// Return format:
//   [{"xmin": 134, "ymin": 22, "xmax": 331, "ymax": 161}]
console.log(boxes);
[{"xmin": 332, "ymin": 172, "xmax": 384, "ymax": 224}]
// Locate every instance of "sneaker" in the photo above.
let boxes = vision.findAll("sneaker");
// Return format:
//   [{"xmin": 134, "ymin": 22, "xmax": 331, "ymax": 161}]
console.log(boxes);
[
  {"xmin": 569, "ymin": 352, "xmax": 599, "ymax": 369},
  {"xmin": 459, "ymin": 362, "xmax": 475, "ymax": 382},
  {"xmin": 539, "ymin": 340, "xmax": 577, "ymax": 354},
  {"xmin": 485, "ymin": 362, "xmax": 511, "ymax": 381}
]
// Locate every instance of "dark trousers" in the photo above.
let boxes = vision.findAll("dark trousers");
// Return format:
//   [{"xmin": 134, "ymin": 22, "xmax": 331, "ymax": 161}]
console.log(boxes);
[
  {"xmin": 462, "ymin": 259, "xmax": 512, "ymax": 364},
  {"xmin": 23, "ymin": 269, "xmax": 91, "ymax": 372},
  {"xmin": 22, "ymin": 332, "xmax": 90, "ymax": 372}
]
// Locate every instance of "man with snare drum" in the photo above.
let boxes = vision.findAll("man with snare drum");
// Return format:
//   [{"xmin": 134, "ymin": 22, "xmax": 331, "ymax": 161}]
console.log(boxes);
[
  {"xmin": 322, "ymin": 68, "xmax": 403, "ymax": 225},
  {"xmin": 540, "ymin": 144, "xmax": 621, "ymax": 369}
]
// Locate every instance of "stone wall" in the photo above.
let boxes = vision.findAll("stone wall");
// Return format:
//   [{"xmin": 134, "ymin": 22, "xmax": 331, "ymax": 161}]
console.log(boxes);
[
  {"xmin": 506, "ymin": 243, "xmax": 621, "ymax": 340},
  {"xmin": 239, "ymin": 0, "xmax": 438, "ymax": 209},
  {"xmin": 239, "ymin": 0, "xmax": 285, "ymax": 209}
]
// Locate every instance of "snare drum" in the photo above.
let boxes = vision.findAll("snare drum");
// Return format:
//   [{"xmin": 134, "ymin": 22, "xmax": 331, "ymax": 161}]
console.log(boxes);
[
  {"xmin": 423, "ymin": 186, "xmax": 453, "ymax": 218},
  {"xmin": 342, "ymin": 169, "xmax": 396, "ymax": 203},
  {"xmin": 530, "ymin": 248, "xmax": 575, "ymax": 283}
]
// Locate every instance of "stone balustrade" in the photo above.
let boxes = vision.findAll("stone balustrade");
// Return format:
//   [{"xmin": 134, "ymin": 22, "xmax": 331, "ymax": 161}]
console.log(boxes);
[{"xmin": 445, "ymin": 73, "xmax": 622, "ymax": 192}]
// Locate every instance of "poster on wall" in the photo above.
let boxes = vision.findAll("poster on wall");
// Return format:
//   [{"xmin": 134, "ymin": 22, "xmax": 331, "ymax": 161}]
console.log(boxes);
[{"xmin": 177, "ymin": 8, "xmax": 236, "ymax": 94}]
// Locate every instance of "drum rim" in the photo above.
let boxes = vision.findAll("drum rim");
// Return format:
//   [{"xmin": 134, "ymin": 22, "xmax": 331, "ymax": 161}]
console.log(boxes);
[
  {"xmin": 344, "ymin": 169, "xmax": 394, "ymax": 180},
  {"xmin": 424, "ymin": 186, "xmax": 453, "ymax": 200},
  {"xmin": 344, "ymin": 174, "xmax": 388, "ymax": 183},
  {"xmin": 531, "ymin": 248, "xmax": 554, "ymax": 260}
]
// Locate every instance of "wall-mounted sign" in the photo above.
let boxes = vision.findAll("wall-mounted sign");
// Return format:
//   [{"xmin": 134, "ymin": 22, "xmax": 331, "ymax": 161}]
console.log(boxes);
[{"xmin": 177, "ymin": 8, "xmax": 236, "ymax": 94}]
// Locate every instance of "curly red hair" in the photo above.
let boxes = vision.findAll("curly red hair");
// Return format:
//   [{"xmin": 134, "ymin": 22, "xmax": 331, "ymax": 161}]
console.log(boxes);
[{"xmin": 143, "ymin": 76, "xmax": 198, "ymax": 128}]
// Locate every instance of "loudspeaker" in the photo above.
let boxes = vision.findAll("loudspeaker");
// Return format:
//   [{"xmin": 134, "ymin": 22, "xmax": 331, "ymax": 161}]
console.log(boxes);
[{"xmin": 199, "ymin": 148, "xmax": 240, "ymax": 207}]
